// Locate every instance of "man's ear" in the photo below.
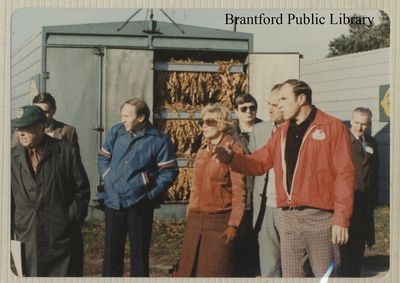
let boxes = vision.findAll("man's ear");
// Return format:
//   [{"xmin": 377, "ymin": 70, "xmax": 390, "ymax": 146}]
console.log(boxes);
[
  {"xmin": 298, "ymin": 94, "xmax": 307, "ymax": 106},
  {"xmin": 138, "ymin": 115, "xmax": 145, "ymax": 123}
]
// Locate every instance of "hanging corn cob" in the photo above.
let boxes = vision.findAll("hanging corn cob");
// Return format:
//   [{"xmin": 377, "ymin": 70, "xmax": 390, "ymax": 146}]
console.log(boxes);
[
  {"xmin": 165, "ymin": 167, "xmax": 193, "ymax": 202},
  {"xmin": 155, "ymin": 120, "xmax": 203, "ymax": 158}
]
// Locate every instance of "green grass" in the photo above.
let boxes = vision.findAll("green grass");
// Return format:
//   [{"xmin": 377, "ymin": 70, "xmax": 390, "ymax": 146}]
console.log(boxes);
[
  {"xmin": 365, "ymin": 205, "xmax": 390, "ymax": 256},
  {"xmin": 149, "ymin": 218, "xmax": 186, "ymax": 276},
  {"xmin": 82, "ymin": 222, "xmax": 105, "ymax": 276},
  {"xmin": 82, "ymin": 218, "xmax": 185, "ymax": 276},
  {"xmin": 150, "ymin": 218, "xmax": 185, "ymax": 259}
]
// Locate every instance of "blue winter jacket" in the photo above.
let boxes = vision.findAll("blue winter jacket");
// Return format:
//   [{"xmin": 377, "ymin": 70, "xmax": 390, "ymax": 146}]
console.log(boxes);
[{"xmin": 97, "ymin": 122, "xmax": 178, "ymax": 210}]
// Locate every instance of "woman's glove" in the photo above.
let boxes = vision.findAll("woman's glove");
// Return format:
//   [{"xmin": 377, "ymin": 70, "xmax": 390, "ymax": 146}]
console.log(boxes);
[{"xmin": 219, "ymin": 226, "xmax": 237, "ymax": 244}]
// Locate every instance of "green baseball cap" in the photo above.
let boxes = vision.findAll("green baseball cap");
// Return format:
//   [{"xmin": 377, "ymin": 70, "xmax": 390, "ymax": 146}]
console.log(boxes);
[{"xmin": 12, "ymin": 105, "xmax": 47, "ymax": 128}]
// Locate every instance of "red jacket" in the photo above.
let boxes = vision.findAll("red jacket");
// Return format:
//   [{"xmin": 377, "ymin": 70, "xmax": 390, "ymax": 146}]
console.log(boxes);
[{"xmin": 231, "ymin": 109, "xmax": 355, "ymax": 227}]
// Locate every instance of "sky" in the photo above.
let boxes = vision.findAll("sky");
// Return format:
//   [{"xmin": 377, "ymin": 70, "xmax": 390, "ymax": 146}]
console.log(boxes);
[{"xmin": 11, "ymin": 8, "xmax": 381, "ymax": 60}]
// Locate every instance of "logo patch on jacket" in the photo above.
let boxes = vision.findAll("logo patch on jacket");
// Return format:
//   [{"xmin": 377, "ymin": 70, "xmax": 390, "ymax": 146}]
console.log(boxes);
[
  {"xmin": 312, "ymin": 129, "xmax": 326, "ymax": 140},
  {"xmin": 16, "ymin": 108, "xmax": 24, "ymax": 118}
]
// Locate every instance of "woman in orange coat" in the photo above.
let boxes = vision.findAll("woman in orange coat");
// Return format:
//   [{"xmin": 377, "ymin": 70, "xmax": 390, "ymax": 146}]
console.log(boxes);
[{"xmin": 176, "ymin": 103, "xmax": 246, "ymax": 277}]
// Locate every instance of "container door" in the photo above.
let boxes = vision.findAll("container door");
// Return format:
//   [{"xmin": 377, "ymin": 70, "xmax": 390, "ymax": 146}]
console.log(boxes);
[
  {"xmin": 45, "ymin": 47, "xmax": 100, "ymax": 209},
  {"xmin": 103, "ymin": 49, "xmax": 154, "ymax": 131},
  {"xmin": 247, "ymin": 53, "xmax": 300, "ymax": 121}
]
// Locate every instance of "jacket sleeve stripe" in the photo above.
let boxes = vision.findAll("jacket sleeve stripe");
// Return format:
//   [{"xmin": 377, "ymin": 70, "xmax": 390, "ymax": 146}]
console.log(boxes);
[
  {"xmin": 142, "ymin": 172, "xmax": 149, "ymax": 185},
  {"xmin": 158, "ymin": 159, "xmax": 177, "ymax": 170},
  {"xmin": 102, "ymin": 167, "xmax": 111, "ymax": 179}
]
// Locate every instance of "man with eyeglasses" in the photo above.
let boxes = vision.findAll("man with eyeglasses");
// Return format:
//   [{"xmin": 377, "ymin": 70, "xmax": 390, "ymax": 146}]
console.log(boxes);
[
  {"xmin": 11, "ymin": 105, "xmax": 90, "ymax": 276},
  {"xmin": 231, "ymin": 93, "xmax": 262, "ymax": 277},
  {"xmin": 214, "ymin": 79, "xmax": 355, "ymax": 277}
]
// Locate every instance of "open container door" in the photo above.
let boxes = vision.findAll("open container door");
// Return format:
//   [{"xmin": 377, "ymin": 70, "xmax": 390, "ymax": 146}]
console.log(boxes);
[{"xmin": 247, "ymin": 53, "xmax": 300, "ymax": 121}]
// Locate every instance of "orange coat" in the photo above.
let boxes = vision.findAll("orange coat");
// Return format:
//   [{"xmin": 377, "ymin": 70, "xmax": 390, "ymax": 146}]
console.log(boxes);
[
  {"xmin": 231, "ymin": 109, "xmax": 355, "ymax": 228},
  {"xmin": 188, "ymin": 135, "xmax": 246, "ymax": 227}
]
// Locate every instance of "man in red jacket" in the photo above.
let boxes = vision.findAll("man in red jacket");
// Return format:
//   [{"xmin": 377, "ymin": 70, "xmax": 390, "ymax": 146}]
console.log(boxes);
[{"xmin": 214, "ymin": 79, "xmax": 355, "ymax": 277}]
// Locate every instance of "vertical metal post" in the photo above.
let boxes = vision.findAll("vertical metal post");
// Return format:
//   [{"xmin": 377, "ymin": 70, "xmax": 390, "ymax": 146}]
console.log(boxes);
[
  {"xmin": 94, "ymin": 46, "xmax": 105, "ymax": 185},
  {"xmin": 41, "ymin": 30, "xmax": 48, "ymax": 92},
  {"xmin": 148, "ymin": 9, "xmax": 154, "ymax": 48},
  {"xmin": 148, "ymin": 9, "xmax": 154, "ymax": 31}
]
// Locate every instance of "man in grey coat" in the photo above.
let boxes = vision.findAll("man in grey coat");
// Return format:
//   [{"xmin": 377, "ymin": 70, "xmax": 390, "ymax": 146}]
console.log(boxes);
[
  {"xmin": 249, "ymin": 84, "xmax": 284, "ymax": 277},
  {"xmin": 11, "ymin": 105, "xmax": 90, "ymax": 276}
]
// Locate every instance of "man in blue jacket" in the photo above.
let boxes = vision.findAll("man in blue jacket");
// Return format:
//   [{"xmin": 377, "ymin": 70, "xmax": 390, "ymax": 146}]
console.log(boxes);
[{"xmin": 98, "ymin": 98, "xmax": 178, "ymax": 277}]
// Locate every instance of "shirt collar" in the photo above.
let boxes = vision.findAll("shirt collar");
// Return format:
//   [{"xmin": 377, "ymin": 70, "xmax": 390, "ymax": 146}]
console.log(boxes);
[
  {"xmin": 350, "ymin": 131, "xmax": 365, "ymax": 142},
  {"xmin": 25, "ymin": 134, "xmax": 47, "ymax": 152},
  {"xmin": 289, "ymin": 105, "xmax": 317, "ymax": 128},
  {"xmin": 46, "ymin": 119, "xmax": 55, "ymax": 132},
  {"xmin": 129, "ymin": 122, "xmax": 148, "ymax": 137}
]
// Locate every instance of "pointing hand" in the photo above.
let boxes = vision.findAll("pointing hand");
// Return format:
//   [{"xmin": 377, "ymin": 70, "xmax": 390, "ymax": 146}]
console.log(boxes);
[{"xmin": 213, "ymin": 145, "xmax": 233, "ymax": 164}]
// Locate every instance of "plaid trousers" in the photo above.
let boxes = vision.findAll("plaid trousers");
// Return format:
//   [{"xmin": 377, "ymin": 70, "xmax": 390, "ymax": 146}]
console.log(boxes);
[{"xmin": 280, "ymin": 208, "xmax": 340, "ymax": 277}]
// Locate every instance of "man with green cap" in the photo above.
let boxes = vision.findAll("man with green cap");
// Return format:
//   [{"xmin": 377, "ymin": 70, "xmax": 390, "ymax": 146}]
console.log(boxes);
[{"xmin": 11, "ymin": 105, "xmax": 90, "ymax": 277}]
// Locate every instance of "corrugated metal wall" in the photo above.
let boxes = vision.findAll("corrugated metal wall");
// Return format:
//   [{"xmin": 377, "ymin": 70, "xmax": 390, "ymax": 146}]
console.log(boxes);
[
  {"xmin": 11, "ymin": 32, "xmax": 42, "ymax": 116},
  {"xmin": 300, "ymin": 48, "xmax": 390, "ymax": 203}
]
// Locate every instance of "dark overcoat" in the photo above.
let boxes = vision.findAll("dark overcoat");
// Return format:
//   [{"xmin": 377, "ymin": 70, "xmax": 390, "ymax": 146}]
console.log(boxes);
[
  {"xmin": 11, "ymin": 135, "xmax": 90, "ymax": 276},
  {"xmin": 350, "ymin": 132, "xmax": 379, "ymax": 247}
]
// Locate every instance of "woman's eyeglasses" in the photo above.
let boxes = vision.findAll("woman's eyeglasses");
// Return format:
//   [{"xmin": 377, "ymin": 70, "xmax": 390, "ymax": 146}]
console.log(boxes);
[
  {"xmin": 199, "ymin": 118, "xmax": 218, "ymax": 127},
  {"xmin": 239, "ymin": 105, "xmax": 257, "ymax": 113}
]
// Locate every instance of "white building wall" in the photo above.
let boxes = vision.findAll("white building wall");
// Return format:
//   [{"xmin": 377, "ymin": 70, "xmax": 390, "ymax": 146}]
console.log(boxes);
[
  {"xmin": 11, "ymin": 32, "xmax": 42, "ymax": 117},
  {"xmin": 249, "ymin": 53, "xmax": 300, "ymax": 121},
  {"xmin": 300, "ymin": 48, "xmax": 390, "ymax": 203}
]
